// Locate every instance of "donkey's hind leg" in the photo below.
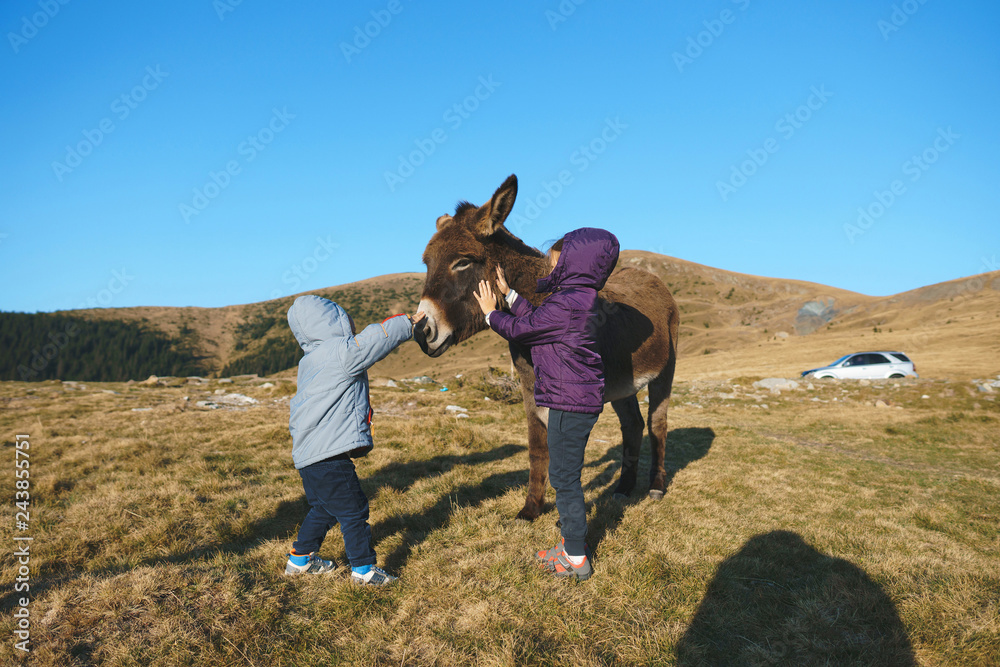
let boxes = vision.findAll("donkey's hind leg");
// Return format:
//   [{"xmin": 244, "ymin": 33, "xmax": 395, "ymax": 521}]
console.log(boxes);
[
  {"xmin": 646, "ymin": 376, "xmax": 672, "ymax": 499},
  {"xmin": 611, "ymin": 395, "xmax": 644, "ymax": 498}
]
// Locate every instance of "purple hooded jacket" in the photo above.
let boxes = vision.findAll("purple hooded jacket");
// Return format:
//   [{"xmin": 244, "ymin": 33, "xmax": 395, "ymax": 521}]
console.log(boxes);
[{"xmin": 488, "ymin": 228, "xmax": 620, "ymax": 414}]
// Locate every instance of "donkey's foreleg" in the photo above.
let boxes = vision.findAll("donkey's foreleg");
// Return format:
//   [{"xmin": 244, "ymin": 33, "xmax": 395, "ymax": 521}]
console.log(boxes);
[
  {"xmin": 611, "ymin": 396, "xmax": 644, "ymax": 498},
  {"xmin": 647, "ymin": 378, "xmax": 672, "ymax": 499},
  {"xmin": 516, "ymin": 404, "xmax": 549, "ymax": 521},
  {"xmin": 510, "ymin": 343, "xmax": 550, "ymax": 521}
]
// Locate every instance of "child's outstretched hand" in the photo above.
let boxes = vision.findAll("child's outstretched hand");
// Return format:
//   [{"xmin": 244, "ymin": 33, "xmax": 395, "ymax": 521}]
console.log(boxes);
[
  {"xmin": 495, "ymin": 266, "xmax": 510, "ymax": 295},
  {"xmin": 473, "ymin": 280, "xmax": 497, "ymax": 316},
  {"xmin": 410, "ymin": 311, "xmax": 427, "ymax": 325}
]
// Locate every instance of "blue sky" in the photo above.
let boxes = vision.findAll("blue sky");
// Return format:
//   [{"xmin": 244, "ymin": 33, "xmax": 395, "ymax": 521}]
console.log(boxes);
[{"xmin": 2, "ymin": 0, "xmax": 998, "ymax": 312}]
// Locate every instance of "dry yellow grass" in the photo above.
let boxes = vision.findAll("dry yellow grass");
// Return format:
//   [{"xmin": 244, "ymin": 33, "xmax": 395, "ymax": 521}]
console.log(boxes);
[{"xmin": 1, "ymin": 371, "xmax": 998, "ymax": 665}]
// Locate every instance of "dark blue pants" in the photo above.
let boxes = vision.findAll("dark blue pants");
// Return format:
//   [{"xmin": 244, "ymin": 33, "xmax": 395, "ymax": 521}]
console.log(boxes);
[
  {"xmin": 547, "ymin": 408, "xmax": 600, "ymax": 557},
  {"xmin": 292, "ymin": 455, "xmax": 376, "ymax": 568}
]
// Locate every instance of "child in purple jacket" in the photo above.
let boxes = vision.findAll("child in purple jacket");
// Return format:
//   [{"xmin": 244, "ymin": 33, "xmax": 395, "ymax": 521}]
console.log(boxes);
[{"xmin": 473, "ymin": 227, "xmax": 619, "ymax": 580}]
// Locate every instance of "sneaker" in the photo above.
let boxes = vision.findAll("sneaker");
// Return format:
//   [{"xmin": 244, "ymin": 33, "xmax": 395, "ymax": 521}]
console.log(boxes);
[
  {"xmin": 535, "ymin": 538, "xmax": 568, "ymax": 565},
  {"xmin": 351, "ymin": 566, "xmax": 397, "ymax": 586},
  {"xmin": 284, "ymin": 553, "xmax": 337, "ymax": 575},
  {"xmin": 535, "ymin": 540, "xmax": 593, "ymax": 581},
  {"xmin": 535, "ymin": 538, "xmax": 589, "ymax": 565}
]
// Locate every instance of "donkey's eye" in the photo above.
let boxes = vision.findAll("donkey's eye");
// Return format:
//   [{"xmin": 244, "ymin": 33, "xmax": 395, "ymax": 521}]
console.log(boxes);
[{"xmin": 451, "ymin": 258, "xmax": 474, "ymax": 272}]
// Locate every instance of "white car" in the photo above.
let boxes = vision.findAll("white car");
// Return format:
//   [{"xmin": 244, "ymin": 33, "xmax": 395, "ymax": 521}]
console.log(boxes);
[{"xmin": 801, "ymin": 351, "xmax": 918, "ymax": 380}]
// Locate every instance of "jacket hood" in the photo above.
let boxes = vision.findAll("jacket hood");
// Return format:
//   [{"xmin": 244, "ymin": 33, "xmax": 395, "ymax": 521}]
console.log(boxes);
[
  {"xmin": 287, "ymin": 295, "xmax": 352, "ymax": 353},
  {"xmin": 536, "ymin": 227, "xmax": 620, "ymax": 292}
]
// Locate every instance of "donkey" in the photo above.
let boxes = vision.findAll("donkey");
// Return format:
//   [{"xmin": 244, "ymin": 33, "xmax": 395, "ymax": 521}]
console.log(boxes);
[{"xmin": 414, "ymin": 175, "xmax": 679, "ymax": 521}]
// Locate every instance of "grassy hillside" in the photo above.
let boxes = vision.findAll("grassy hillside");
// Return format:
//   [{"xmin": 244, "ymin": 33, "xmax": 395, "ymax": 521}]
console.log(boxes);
[
  {"xmin": 616, "ymin": 253, "xmax": 1000, "ymax": 382},
  {"xmin": 370, "ymin": 255, "xmax": 1000, "ymax": 383},
  {"xmin": 5, "ymin": 254, "xmax": 998, "ymax": 383},
  {"xmin": 216, "ymin": 274, "xmax": 425, "ymax": 378},
  {"xmin": 0, "ymin": 312, "xmax": 208, "ymax": 382},
  {"xmin": 40, "ymin": 273, "xmax": 426, "ymax": 380},
  {"xmin": 1, "ymin": 375, "xmax": 997, "ymax": 664}
]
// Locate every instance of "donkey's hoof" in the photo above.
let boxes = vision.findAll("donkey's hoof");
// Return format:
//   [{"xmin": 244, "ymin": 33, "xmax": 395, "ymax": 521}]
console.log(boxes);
[
  {"xmin": 515, "ymin": 503, "xmax": 541, "ymax": 521},
  {"xmin": 613, "ymin": 482, "xmax": 634, "ymax": 499},
  {"xmin": 648, "ymin": 489, "xmax": 665, "ymax": 500}
]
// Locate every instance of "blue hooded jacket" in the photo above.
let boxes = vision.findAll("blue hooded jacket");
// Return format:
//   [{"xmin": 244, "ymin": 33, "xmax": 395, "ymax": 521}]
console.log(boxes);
[
  {"xmin": 488, "ymin": 228, "xmax": 620, "ymax": 414},
  {"xmin": 287, "ymin": 295, "xmax": 412, "ymax": 469}
]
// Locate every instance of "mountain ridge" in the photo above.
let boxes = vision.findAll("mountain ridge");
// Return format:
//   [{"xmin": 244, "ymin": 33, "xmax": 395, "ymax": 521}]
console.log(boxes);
[{"xmin": 4, "ymin": 253, "xmax": 997, "ymax": 382}]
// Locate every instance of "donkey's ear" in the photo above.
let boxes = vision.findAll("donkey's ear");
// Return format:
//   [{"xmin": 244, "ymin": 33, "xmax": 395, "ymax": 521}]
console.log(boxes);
[
  {"xmin": 473, "ymin": 174, "xmax": 518, "ymax": 237},
  {"xmin": 436, "ymin": 214, "xmax": 454, "ymax": 230}
]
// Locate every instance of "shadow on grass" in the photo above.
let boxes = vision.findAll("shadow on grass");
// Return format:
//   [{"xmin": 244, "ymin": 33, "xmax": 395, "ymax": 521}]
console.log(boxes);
[
  {"xmin": 361, "ymin": 443, "xmax": 526, "ymax": 500},
  {"xmin": 676, "ymin": 530, "xmax": 916, "ymax": 666},
  {"xmin": 363, "ymin": 442, "xmax": 530, "ymax": 572},
  {"xmin": 373, "ymin": 467, "xmax": 528, "ymax": 574},
  {"xmin": 208, "ymin": 442, "xmax": 528, "ymax": 567},
  {"xmin": 0, "ymin": 443, "xmax": 528, "ymax": 613},
  {"xmin": 259, "ymin": 442, "xmax": 527, "ymax": 575},
  {"xmin": 211, "ymin": 442, "xmax": 526, "ymax": 551},
  {"xmin": 586, "ymin": 427, "xmax": 715, "ymax": 555}
]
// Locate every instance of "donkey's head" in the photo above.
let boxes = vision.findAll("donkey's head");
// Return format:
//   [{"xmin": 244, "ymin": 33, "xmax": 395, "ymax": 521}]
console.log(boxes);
[{"xmin": 414, "ymin": 174, "xmax": 519, "ymax": 357}]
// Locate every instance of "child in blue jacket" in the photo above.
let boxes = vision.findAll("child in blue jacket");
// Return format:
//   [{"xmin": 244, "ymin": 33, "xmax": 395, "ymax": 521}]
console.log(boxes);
[{"xmin": 285, "ymin": 295, "xmax": 423, "ymax": 585}]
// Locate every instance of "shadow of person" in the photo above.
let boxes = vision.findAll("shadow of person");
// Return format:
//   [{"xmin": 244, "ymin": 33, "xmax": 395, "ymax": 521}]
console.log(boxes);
[
  {"xmin": 586, "ymin": 427, "xmax": 715, "ymax": 555},
  {"xmin": 676, "ymin": 530, "xmax": 916, "ymax": 666}
]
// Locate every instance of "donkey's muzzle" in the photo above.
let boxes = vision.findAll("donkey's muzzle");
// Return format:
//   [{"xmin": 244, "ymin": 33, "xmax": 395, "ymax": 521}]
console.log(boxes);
[
  {"xmin": 413, "ymin": 318, "xmax": 452, "ymax": 357},
  {"xmin": 413, "ymin": 318, "xmax": 430, "ymax": 352}
]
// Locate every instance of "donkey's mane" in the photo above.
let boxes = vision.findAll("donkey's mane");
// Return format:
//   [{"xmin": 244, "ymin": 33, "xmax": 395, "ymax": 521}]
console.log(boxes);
[
  {"xmin": 454, "ymin": 201, "xmax": 477, "ymax": 216},
  {"xmin": 495, "ymin": 227, "xmax": 544, "ymax": 259}
]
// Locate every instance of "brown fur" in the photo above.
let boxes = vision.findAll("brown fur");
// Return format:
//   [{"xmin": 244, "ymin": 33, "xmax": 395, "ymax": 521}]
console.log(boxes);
[{"xmin": 415, "ymin": 175, "xmax": 680, "ymax": 519}]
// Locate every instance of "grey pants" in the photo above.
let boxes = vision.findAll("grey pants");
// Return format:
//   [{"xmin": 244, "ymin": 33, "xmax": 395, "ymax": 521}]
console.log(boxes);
[{"xmin": 547, "ymin": 408, "xmax": 600, "ymax": 557}]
